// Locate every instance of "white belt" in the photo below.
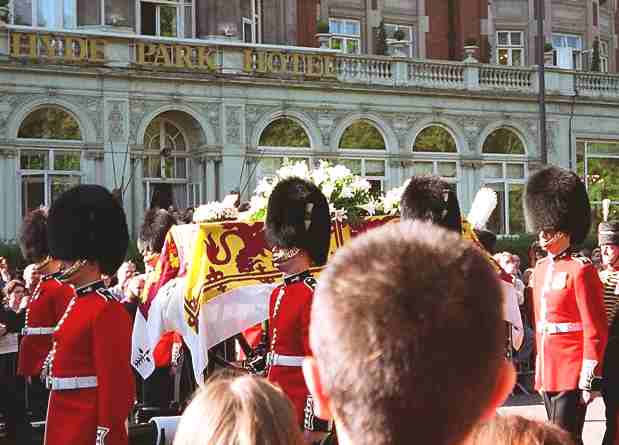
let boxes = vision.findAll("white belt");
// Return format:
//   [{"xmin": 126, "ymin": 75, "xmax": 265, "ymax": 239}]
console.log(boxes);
[
  {"xmin": 268, "ymin": 353, "xmax": 304, "ymax": 367},
  {"xmin": 22, "ymin": 327, "xmax": 55, "ymax": 336},
  {"xmin": 537, "ymin": 322, "xmax": 583, "ymax": 335},
  {"xmin": 47, "ymin": 376, "xmax": 98, "ymax": 391}
]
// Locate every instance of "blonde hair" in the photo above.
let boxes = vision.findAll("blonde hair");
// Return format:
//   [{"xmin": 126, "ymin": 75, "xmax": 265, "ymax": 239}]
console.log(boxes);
[
  {"xmin": 173, "ymin": 373, "xmax": 305, "ymax": 445},
  {"xmin": 470, "ymin": 415, "xmax": 575, "ymax": 445}
]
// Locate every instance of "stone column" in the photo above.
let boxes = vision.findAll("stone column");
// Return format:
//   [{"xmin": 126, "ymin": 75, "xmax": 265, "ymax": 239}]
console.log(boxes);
[
  {"xmin": 221, "ymin": 103, "xmax": 248, "ymax": 199},
  {"xmin": 0, "ymin": 149, "xmax": 18, "ymax": 242}
]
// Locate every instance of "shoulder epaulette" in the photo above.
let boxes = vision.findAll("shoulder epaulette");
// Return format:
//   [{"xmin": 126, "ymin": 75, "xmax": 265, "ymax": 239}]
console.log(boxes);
[
  {"xmin": 571, "ymin": 254, "xmax": 592, "ymax": 265},
  {"xmin": 95, "ymin": 288, "xmax": 114, "ymax": 302},
  {"xmin": 304, "ymin": 276, "xmax": 317, "ymax": 291}
]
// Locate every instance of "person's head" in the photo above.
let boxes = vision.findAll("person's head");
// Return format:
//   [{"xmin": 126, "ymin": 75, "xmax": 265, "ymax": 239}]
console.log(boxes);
[
  {"xmin": 3, "ymin": 279, "xmax": 26, "ymax": 311},
  {"xmin": 399, "ymin": 175, "xmax": 462, "ymax": 233},
  {"xmin": 47, "ymin": 185, "xmax": 129, "ymax": 285},
  {"xmin": 527, "ymin": 241, "xmax": 546, "ymax": 268},
  {"xmin": 512, "ymin": 254, "xmax": 521, "ymax": 270},
  {"xmin": 173, "ymin": 374, "xmax": 305, "ymax": 445},
  {"xmin": 524, "ymin": 166, "xmax": 591, "ymax": 255},
  {"xmin": 265, "ymin": 177, "xmax": 331, "ymax": 274},
  {"xmin": 116, "ymin": 261, "xmax": 137, "ymax": 286},
  {"xmin": 469, "ymin": 415, "xmax": 575, "ymax": 445},
  {"xmin": 599, "ymin": 220, "xmax": 619, "ymax": 269},
  {"xmin": 0, "ymin": 257, "xmax": 7, "ymax": 270},
  {"xmin": 304, "ymin": 221, "xmax": 515, "ymax": 445},
  {"xmin": 495, "ymin": 252, "xmax": 519, "ymax": 276},
  {"xmin": 23, "ymin": 264, "xmax": 41, "ymax": 289}
]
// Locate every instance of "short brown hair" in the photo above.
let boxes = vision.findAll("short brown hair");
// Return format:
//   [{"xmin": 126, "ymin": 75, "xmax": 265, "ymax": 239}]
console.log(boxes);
[
  {"xmin": 311, "ymin": 221, "xmax": 505, "ymax": 445},
  {"xmin": 470, "ymin": 415, "xmax": 575, "ymax": 445},
  {"xmin": 173, "ymin": 374, "xmax": 304, "ymax": 445}
]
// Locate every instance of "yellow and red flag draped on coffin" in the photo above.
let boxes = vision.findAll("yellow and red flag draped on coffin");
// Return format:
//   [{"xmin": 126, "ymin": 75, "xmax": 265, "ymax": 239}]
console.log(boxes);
[{"xmin": 183, "ymin": 216, "xmax": 399, "ymax": 333}]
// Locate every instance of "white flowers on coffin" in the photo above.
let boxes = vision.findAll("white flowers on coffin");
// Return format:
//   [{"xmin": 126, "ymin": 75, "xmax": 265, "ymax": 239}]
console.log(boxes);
[{"xmin": 193, "ymin": 202, "xmax": 239, "ymax": 223}]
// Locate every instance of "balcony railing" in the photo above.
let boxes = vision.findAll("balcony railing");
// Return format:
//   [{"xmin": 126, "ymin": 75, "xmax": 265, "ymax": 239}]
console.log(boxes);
[{"xmin": 2, "ymin": 25, "xmax": 619, "ymax": 99}]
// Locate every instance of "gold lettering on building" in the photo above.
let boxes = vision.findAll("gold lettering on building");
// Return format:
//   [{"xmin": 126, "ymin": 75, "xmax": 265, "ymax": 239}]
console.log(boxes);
[
  {"xmin": 10, "ymin": 32, "xmax": 107, "ymax": 62},
  {"xmin": 242, "ymin": 49, "xmax": 337, "ymax": 79},
  {"xmin": 136, "ymin": 43, "xmax": 217, "ymax": 71}
]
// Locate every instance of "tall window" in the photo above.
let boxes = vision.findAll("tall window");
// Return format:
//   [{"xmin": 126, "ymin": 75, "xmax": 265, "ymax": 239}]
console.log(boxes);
[
  {"xmin": 496, "ymin": 31, "xmax": 524, "ymax": 66},
  {"xmin": 601, "ymin": 41, "xmax": 609, "ymax": 73},
  {"xmin": 482, "ymin": 128, "xmax": 527, "ymax": 234},
  {"xmin": 18, "ymin": 107, "xmax": 82, "ymax": 217},
  {"xmin": 385, "ymin": 23, "xmax": 414, "ymax": 57},
  {"xmin": 552, "ymin": 33, "xmax": 583, "ymax": 70},
  {"xmin": 13, "ymin": 0, "xmax": 135, "ymax": 28},
  {"xmin": 329, "ymin": 18, "xmax": 361, "ymax": 54},
  {"xmin": 577, "ymin": 140, "xmax": 619, "ymax": 228},
  {"xmin": 412, "ymin": 125, "xmax": 459, "ymax": 191},
  {"xmin": 256, "ymin": 118, "xmax": 311, "ymax": 180},
  {"xmin": 139, "ymin": 0, "xmax": 194, "ymax": 38},
  {"xmin": 143, "ymin": 117, "xmax": 197, "ymax": 209},
  {"xmin": 242, "ymin": 0, "xmax": 262, "ymax": 43},
  {"xmin": 338, "ymin": 120, "xmax": 386, "ymax": 196}
]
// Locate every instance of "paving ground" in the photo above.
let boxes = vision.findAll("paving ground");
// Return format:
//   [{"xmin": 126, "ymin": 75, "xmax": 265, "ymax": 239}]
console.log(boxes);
[{"xmin": 500, "ymin": 393, "xmax": 607, "ymax": 445}]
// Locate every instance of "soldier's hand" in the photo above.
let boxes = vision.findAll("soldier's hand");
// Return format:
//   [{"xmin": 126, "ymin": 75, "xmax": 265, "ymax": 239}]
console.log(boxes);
[{"xmin": 580, "ymin": 390, "xmax": 600, "ymax": 405}]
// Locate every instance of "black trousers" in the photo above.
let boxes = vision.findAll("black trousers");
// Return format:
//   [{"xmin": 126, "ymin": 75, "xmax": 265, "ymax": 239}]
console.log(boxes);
[
  {"xmin": 542, "ymin": 390, "xmax": 586, "ymax": 445},
  {"xmin": 603, "ymin": 387, "xmax": 619, "ymax": 445}
]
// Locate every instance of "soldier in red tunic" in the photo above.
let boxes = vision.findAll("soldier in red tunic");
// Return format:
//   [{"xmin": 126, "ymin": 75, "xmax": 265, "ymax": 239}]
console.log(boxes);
[
  {"xmin": 44, "ymin": 185, "xmax": 135, "ymax": 445},
  {"xmin": 524, "ymin": 166, "xmax": 608, "ymax": 445},
  {"xmin": 16, "ymin": 208, "xmax": 74, "ymax": 421},
  {"xmin": 264, "ymin": 177, "xmax": 331, "ymax": 439}
]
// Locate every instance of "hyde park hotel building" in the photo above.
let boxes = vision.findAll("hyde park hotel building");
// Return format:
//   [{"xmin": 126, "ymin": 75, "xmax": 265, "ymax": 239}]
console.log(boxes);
[{"xmin": 0, "ymin": 0, "xmax": 619, "ymax": 240}]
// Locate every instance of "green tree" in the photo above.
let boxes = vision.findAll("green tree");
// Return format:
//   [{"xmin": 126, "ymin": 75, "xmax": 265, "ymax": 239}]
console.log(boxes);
[
  {"xmin": 482, "ymin": 128, "xmax": 524, "ymax": 154},
  {"xmin": 340, "ymin": 121, "xmax": 385, "ymax": 150},
  {"xmin": 18, "ymin": 107, "xmax": 81, "ymax": 140},
  {"xmin": 259, "ymin": 118, "xmax": 311, "ymax": 147},
  {"xmin": 413, "ymin": 126, "xmax": 456, "ymax": 153}
]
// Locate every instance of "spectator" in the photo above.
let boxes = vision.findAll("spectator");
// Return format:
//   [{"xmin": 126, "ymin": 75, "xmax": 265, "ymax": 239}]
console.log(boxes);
[
  {"xmin": 107, "ymin": 261, "xmax": 137, "ymax": 301},
  {"xmin": 173, "ymin": 374, "xmax": 305, "ymax": 445},
  {"xmin": 592, "ymin": 247, "xmax": 603, "ymax": 271},
  {"xmin": 23, "ymin": 263, "xmax": 41, "ymax": 295},
  {"xmin": 0, "ymin": 256, "xmax": 11, "ymax": 290},
  {"xmin": 495, "ymin": 252, "xmax": 526, "ymax": 306},
  {"xmin": 304, "ymin": 221, "xmax": 515, "ymax": 445},
  {"xmin": 470, "ymin": 415, "xmax": 575, "ymax": 445},
  {"xmin": 0, "ymin": 279, "xmax": 30, "ymax": 443}
]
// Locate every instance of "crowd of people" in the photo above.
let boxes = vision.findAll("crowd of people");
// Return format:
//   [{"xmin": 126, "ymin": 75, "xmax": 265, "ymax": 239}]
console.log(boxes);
[{"xmin": 0, "ymin": 164, "xmax": 618, "ymax": 445}]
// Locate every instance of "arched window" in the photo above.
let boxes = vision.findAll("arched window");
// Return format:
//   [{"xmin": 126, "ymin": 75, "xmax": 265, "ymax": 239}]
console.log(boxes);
[
  {"xmin": 410, "ymin": 125, "xmax": 459, "ymax": 190},
  {"xmin": 256, "ymin": 118, "xmax": 312, "ymax": 180},
  {"xmin": 18, "ymin": 107, "xmax": 82, "ymax": 218},
  {"xmin": 143, "ymin": 116, "xmax": 198, "ymax": 210},
  {"xmin": 338, "ymin": 120, "xmax": 386, "ymax": 196},
  {"xmin": 481, "ymin": 127, "xmax": 527, "ymax": 234}
]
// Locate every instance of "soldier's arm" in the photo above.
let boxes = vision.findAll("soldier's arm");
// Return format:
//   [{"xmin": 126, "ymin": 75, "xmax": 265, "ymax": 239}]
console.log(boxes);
[
  {"xmin": 574, "ymin": 262, "xmax": 609, "ymax": 390},
  {"xmin": 93, "ymin": 302, "xmax": 136, "ymax": 445}
]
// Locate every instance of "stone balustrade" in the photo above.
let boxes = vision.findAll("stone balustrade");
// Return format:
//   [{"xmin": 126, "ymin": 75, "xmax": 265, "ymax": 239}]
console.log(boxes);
[{"xmin": 2, "ymin": 25, "xmax": 619, "ymax": 100}]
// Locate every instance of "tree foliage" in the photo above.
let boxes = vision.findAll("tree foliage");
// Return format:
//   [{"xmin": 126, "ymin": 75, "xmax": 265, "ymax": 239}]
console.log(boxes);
[
  {"xmin": 259, "ymin": 118, "xmax": 310, "ymax": 147},
  {"xmin": 339, "ymin": 121, "xmax": 385, "ymax": 150},
  {"xmin": 18, "ymin": 107, "xmax": 81, "ymax": 140},
  {"xmin": 413, "ymin": 126, "xmax": 456, "ymax": 152},
  {"xmin": 482, "ymin": 128, "xmax": 525, "ymax": 154}
]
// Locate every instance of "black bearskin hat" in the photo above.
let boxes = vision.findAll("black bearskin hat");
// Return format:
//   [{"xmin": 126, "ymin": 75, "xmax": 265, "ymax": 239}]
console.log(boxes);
[
  {"xmin": 474, "ymin": 228, "xmax": 497, "ymax": 255},
  {"xmin": 400, "ymin": 175, "xmax": 462, "ymax": 233},
  {"xmin": 47, "ymin": 185, "xmax": 129, "ymax": 275},
  {"xmin": 19, "ymin": 208, "xmax": 49, "ymax": 263},
  {"xmin": 524, "ymin": 166, "xmax": 591, "ymax": 245},
  {"xmin": 599, "ymin": 221, "xmax": 619, "ymax": 246},
  {"xmin": 138, "ymin": 209, "xmax": 176, "ymax": 255},
  {"xmin": 266, "ymin": 177, "xmax": 331, "ymax": 266}
]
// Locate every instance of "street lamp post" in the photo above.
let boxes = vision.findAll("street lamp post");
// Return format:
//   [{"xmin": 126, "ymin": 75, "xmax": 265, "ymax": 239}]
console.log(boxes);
[{"xmin": 536, "ymin": 0, "xmax": 547, "ymax": 164}]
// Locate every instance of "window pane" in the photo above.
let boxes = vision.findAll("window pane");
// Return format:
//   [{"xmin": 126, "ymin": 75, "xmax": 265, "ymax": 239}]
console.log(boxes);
[
  {"xmin": 506, "ymin": 163, "xmax": 524, "ymax": 179},
  {"xmin": 508, "ymin": 184, "xmax": 525, "ymax": 233},
  {"xmin": 346, "ymin": 21, "xmax": 360, "ymax": 36},
  {"xmin": 330, "ymin": 38, "xmax": 343, "ymax": 50},
  {"xmin": 51, "ymin": 175, "xmax": 80, "ymax": 203},
  {"xmin": 163, "ymin": 158, "xmax": 174, "ymax": 178},
  {"xmin": 498, "ymin": 49, "xmax": 509, "ymax": 65},
  {"xmin": 482, "ymin": 128, "xmax": 525, "ymax": 154},
  {"xmin": 184, "ymin": 5, "xmax": 193, "ymax": 38},
  {"xmin": 175, "ymin": 158, "xmax": 187, "ymax": 178},
  {"xmin": 259, "ymin": 118, "xmax": 311, "ymax": 147},
  {"xmin": 54, "ymin": 151, "xmax": 81, "ymax": 171},
  {"xmin": 21, "ymin": 151, "xmax": 49, "ymax": 170},
  {"xmin": 18, "ymin": 108, "xmax": 81, "ymax": 140},
  {"xmin": 329, "ymin": 19, "xmax": 342, "ymax": 34},
  {"xmin": 576, "ymin": 141, "xmax": 586, "ymax": 178},
  {"xmin": 482, "ymin": 163, "xmax": 503, "ymax": 179},
  {"xmin": 413, "ymin": 162, "xmax": 434, "ymax": 176},
  {"xmin": 586, "ymin": 158, "xmax": 619, "ymax": 202},
  {"xmin": 22, "ymin": 175, "xmax": 45, "ymax": 219},
  {"xmin": 340, "ymin": 121, "xmax": 385, "ymax": 150},
  {"xmin": 259, "ymin": 157, "xmax": 283, "ymax": 176},
  {"xmin": 413, "ymin": 126, "xmax": 457, "ymax": 153},
  {"xmin": 141, "ymin": 2, "xmax": 156, "ymax": 35},
  {"xmin": 105, "ymin": 0, "xmax": 134, "ymax": 27},
  {"xmin": 365, "ymin": 160, "xmax": 385, "ymax": 176},
  {"xmin": 63, "ymin": 0, "xmax": 77, "ymax": 28},
  {"xmin": 160, "ymin": 6, "xmax": 178, "ymax": 37},
  {"xmin": 338, "ymin": 159, "xmax": 362, "ymax": 176},
  {"xmin": 347, "ymin": 39, "xmax": 360, "ymax": 54},
  {"xmin": 144, "ymin": 156, "xmax": 162, "ymax": 178},
  {"xmin": 587, "ymin": 142, "xmax": 619, "ymax": 155},
  {"xmin": 486, "ymin": 185, "xmax": 506, "ymax": 234},
  {"xmin": 80, "ymin": 0, "xmax": 101, "ymax": 25},
  {"xmin": 497, "ymin": 32, "xmax": 509, "ymax": 46},
  {"xmin": 510, "ymin": 32, "xmax": 522, "ymax": 46},
  {"xmin": 15, "ymin": 0, "xmax": 33, "ymax": 25},
  {"xmin": 38, "ymin": 0, "xmax": 61, "ymax": 27},
  {"xmin": 437, "ymin": 162, "xmax": 457, "ymax": 178},
  {"xmin": 512, "ymin": 49, "xmax": 522, "ymax": 66}
]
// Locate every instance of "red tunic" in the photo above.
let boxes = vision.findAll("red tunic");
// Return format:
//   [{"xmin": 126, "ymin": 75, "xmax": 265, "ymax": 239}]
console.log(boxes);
[
  {"xmin": 17, "ymin": 273, "xmax": 74, "ymax": 377},
  {"xmin": 267, "ymin": 270, "xmax": 314, "ymax": 425},
  {"xmin": 45, "ymin": 281, "xmax": 135, "ymax": 445},
  {"xmin": 532, "ymin": 252, "xmax": 608, "ymax": 392}
]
